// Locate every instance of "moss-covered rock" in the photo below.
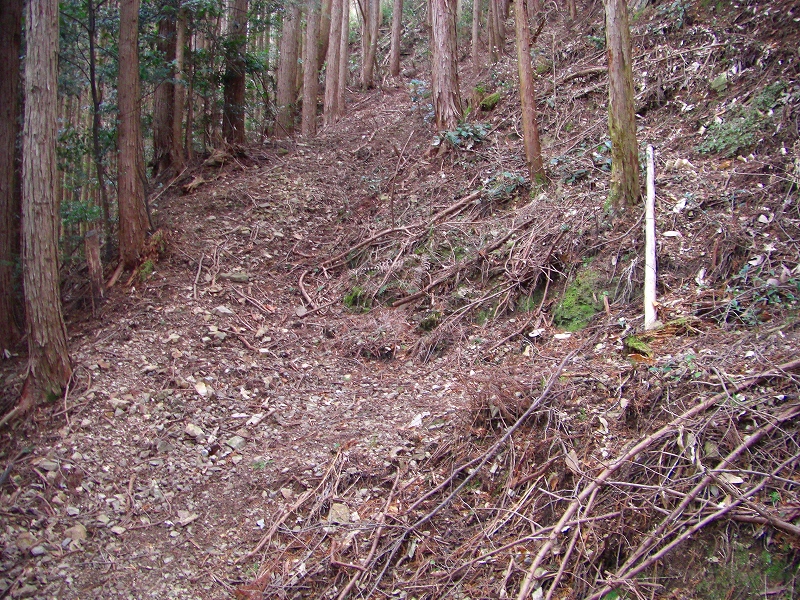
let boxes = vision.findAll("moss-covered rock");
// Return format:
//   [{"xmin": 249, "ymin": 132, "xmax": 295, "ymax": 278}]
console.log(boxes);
[
  {"xmin": 553, "ymin": 270, "xmax": 605, "ymax": 331},
  {"xmin": 480, "ymin": 92, "xmax": 501, "ymax": 110}
]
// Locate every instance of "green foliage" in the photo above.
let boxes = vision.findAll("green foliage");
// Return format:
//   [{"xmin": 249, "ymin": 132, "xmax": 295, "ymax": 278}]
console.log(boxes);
[
  {"xmin": 720, "ymin": 263, "xmax": 800, "ymax": 325},
  {"xmin": 698, "ymin": 81, "xmax": 788, "ymax": 157},
  {"xmin": 592, "ymin": 139, "xmax": 613, "ymax": 172},
  {"xmin": 553, "ymin": 270, "xmax": 605, "ymax": 331},
  {"xmin": 696, "ymin": 539, "xmax": 799, "ymax": 600},
  {"xmin": 586, "ymin": 34, "xmax": 605, "ymax": 50},
  {"xmin": 436, "ymin": 122, "xmax": 489, "ymax": 150},
  {"xmin": 344, "ymin": 286, "xmax": 371, "ymax": 312},
  {"xmin": 419, "ymin": 311, "xmax": 441, "ymax": 332},
  {"xmin": 696, "ymin": 106, "xmax": 762, "ymax": 157},
  {"xmin": 484, "ymin": 171, "xmax": 526, "ymax": 200},
  {"xmin": 647, "ymin": 0, "xmax": 689, "ymax": 34},
  {"xmin": 139, "ymin": 259, "xmax": 155, "ymax": 282},
  {"xmin": 61, "ymin": 200, "xmax": 103, "ymax": 227}
]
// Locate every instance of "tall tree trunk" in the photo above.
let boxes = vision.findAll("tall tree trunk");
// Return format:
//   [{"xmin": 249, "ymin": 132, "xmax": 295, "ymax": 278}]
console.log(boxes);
[
  {"xmin": 276, "ymin": 2, "xmax": 301, "ymax": 136},
  {"xmin": 488, "ymin": 0, "xmax": 497, "ymax": 62},
  {"xmin": 337, "ymin": 0, "xmax": 349, "ymax": 112},
  {"xmin": 21, "ymin": 0, "xmax": 72, "ymax": 404},
  {"xmin": 567, "ymin": 0, "xmax": 576, "ymax": 19},
  {"xmin": 223, "ymin": 0, "xmax": 248, "ymax": 144},
  {"xmin": 87, "ymin": 0, "xmax": 113, "ymax": 263},
  {"xmin": 471, "ymin": 0, "xmax": 481, "ymax": 69},
  {"xmin": 604, "ymin": 0, "xmax": 639, "ymax": 208},
  {"xmin": 151, "ymin": 13, "xmax": 175, "ymax": 178},
  {"xmin": 318, "ymin": 0, "xmax": 332, "ymax": 71},
  {"xmin": 360, "ymin": 0, "xmax": 379, "ymax": 88},
  {"xmin": 431, "ymin": 0, "xmax": 462, "ymax": 130},
  {"xmin": 301, "ymin": 0, "xmax": 321, "ymax": 136},
  {"xmin": 0, "ymin": 0, "xmax": 23, "ymax": 350},
  {"xmin": 514, "ymin": 0, "xmax": 544, "ymax": 181},
  {"xmin": 172, "ymin": 4, "xmax": 187, "ymax": 169},
  {"xmin": 323, "ymin": 0, "xmax": 344, "ymax": 125},
  {"xmin": 118, "ymin": 0, "xmax": 149, "ymax": 267},
  {"xmin": 389, "ymin": 0, "xmax": 403, "ymax": 77}
]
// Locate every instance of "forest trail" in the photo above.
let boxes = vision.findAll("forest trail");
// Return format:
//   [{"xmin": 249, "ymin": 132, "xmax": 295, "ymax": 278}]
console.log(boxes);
[
  {"xmin": 0, "ymin": 86, "xmax": 486, "ymax": 598},
  {"xmin": 2, "ymin": 1, "xmax": 800, "ymax": 598}
]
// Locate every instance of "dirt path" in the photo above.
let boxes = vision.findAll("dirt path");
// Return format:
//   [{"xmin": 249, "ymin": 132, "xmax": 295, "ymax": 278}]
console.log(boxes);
[{"xmin": 0, "ymin": 87, "xmax": 482, "ymax": 599}]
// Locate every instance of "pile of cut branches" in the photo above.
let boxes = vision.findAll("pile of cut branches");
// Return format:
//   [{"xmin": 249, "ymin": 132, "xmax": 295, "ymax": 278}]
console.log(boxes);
[{"xmin": 236, "ymin": 352, "xmax": 800, "ymax": 599}]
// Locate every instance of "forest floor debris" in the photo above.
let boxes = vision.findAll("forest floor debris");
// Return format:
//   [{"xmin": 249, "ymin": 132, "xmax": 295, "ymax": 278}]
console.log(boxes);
[{"xmin": 2, "ymin": 1, "xmax": 800, "ymax": 598}]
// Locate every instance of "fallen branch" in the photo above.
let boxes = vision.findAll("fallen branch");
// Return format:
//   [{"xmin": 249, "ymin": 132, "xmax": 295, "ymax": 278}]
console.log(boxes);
[
  {"xmin": 368, "ymin": 346, "xmax": 583, "ymax": 597},
  {"xmin": 515, "ymin": 357, "xmax": 800, "ymax": 600}
]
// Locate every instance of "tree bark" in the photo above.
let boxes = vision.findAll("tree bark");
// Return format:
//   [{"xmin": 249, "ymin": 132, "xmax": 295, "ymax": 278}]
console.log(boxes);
[
  {"xmin": 276, "ymin": 3, "xmax": 301, "ymax": 136},
  {"xmin": 172, "ymin": 4, "xmax": 187, "ymax": 170},
  {"xmin": 430, "ymin": 0, "xmax": 462, "ymax": 130},
  {"xmin": 515, "ymin": 0, "xmax": 544, "ymax": 181},
  {"xmin": 21, "ymin": 0, "xmax": 72, "ymax": 402},
  {"xmin": 389, "ymin": 0, "xmax": 403, "ymax": 77},
  {"xmin": 318, "ymin": 0, "xmax": 332, "ymax": 71},
  {"xmin": 152, "ymin": 13, "xmax": 176, "ymax": 178},
  {"xmin": 604, "ymin": 0, "xmax": 640, "ymax": 208},
  {"xmin": 323, "ymin": 0, "xmax": 344, "ymax": 125},
  {"xmin": 118, "ymin": 0, "xmax": 149, "ymax": 267},
  {"xmin": 87, "ymin": 0, "xmax": 112, "ymax": 263},
  {"xmin": 360, "ymin": 0, "xmax": 380, "ymax": 88},
  {"xmin": 337, "ymin": 0, "xmax": 349, "ymax": 113},
  {"xmin": 223, "ymin": 0, "xmax": 248, "ymax": 144},
  {"xmin": 567, "ymin": 0, "xmax": 577, "ymax": 20},
  {"xmin": 302, "ymin": 0, "xmax": 321, "ymax": 136},
  {"xmin": 471, "ymin": 0, "xmax": 481, "ymax": 69},
  {"xmin": 0, "ymin": 0, "xmax": 23, "ymax": 350}
]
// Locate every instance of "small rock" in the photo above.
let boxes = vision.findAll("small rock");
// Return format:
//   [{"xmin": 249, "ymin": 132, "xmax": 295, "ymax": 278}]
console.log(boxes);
[
  {"xmin": 110, "ymin": 526, "xmax": 127, "ymax": 535},
  {"xmin": 97, "ymin": 514, "xmax": 111, "ymax": 525},
  {"xmin": 194, "ymin": 381, "xmax": 214, "ymax": 398},
  {"xmin": 66, "ymin": 506, "xmax": 80, "ymax": 516},
  {"xmin": 213, "ymin": 305, "xmax": 235, "ymax": 316},
  {"xmin": 176, "ymin": 510, "xmax": 199, "ymax": 526},
  {"xmin": 11, "ymin": 584, "xmax": 38, "ymax": 598},
  {"xmin": 30, "ymin": 545, "xmax": 46, "ymax": 556},
  {"xmin": 142, "ymin": 364, "xmax": 159, "ymax": 373},
  {"xmin": 327, "ymin": 503, "xmax": 350, "ymax": 524},
  {"xmin": 16, "ymin": 532, "xmax": 36, "ymax": 552},
  {"xmin": 64, "ymin": 523, "xmax": 87, "ymax": 543},
  {"xmin": 280, "ymin": 487, "xmax": 294, "ymax": 500},
  {"xmin": 225, "ymin": 435, "xmax": 246, "ymax": 450},
  {"xmin": 710, "ymin": 72, "xmax": 728, "ymax": 93},
  {"xmin": 185, "ymin": 423, "xmax": 205, "ymax": 439},
  {"xmin": 157, "ymin": 440, "xmax": 174, "ymax": 453},
  {"xmin": 109, "ymin": 397, "xmax": 130, "ymax": 411},
  {"xmin": 38, "ymin": 459, "xmax": 60, "ymax": 472},
  {"xmin": 220, "ymin": 272, "xmax": 249, "ymax": 283}
]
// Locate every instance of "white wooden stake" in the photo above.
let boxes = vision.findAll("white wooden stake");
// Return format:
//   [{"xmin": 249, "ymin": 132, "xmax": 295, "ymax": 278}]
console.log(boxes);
[{"xmin": 644, "ymin": 144, "xmax": 657, "ymax": 330}]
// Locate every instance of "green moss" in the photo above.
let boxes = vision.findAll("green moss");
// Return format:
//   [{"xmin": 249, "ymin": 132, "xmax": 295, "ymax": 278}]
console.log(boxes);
[
  {"xmin": 553, "ymin": 271, "xmax": 605, "ymax": 331},
  {"xmin": 343, "ymin": 286, "xmax": 371, "ymax": 312},
  {"xmin": 535, "ymin": 58, "xmax": 553, "ymax": 75},
  {"xmin": 139, "ymin": 259, "xmax": 155, "ymax": 282},
  {"xmin": 623, "ymin": 335, "xmax": 654, "ymax": 357},
  {"xmin": 696, "ymin": 541, "xmax": 799, "ymax": 600},
  {"xmin": 480, "ymin": 92, "xmax": 501, "ymax": 110},
  {"xmin": 419, "ymin": 311, "xmax": 441, "ymax": 332}
]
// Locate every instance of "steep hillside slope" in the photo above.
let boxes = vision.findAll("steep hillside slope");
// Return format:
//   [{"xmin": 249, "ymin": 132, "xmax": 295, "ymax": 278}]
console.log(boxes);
[{"xmin": 0, "ymin": 1, "xmax": 798, "ymax": 599}]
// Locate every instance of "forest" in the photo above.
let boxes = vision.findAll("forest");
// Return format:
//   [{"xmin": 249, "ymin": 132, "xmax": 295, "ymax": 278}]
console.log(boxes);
[{"xmin": 1, "ymin": 0, "xmax": 799, "ymax": 598}]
